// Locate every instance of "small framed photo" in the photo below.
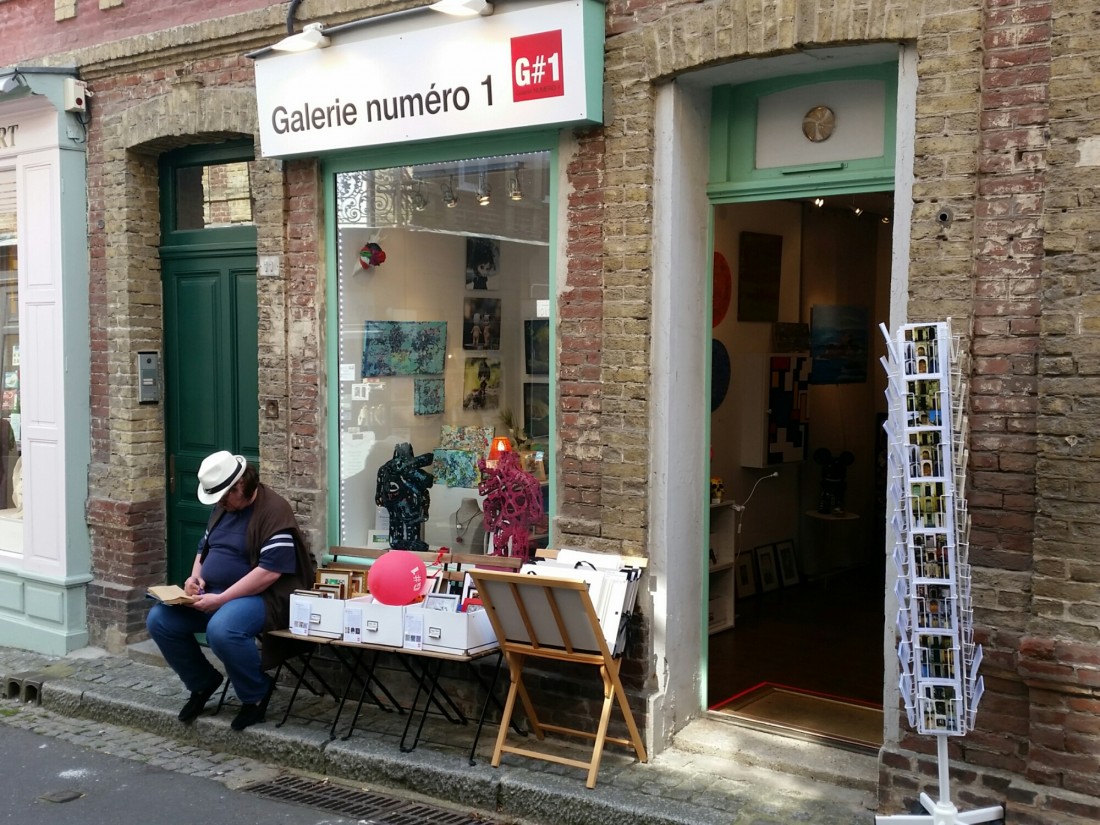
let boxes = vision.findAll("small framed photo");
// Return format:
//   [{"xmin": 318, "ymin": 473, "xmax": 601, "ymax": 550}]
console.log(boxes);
[
  {"xmin": 423, "ymin": 593, "xmax": 461, "ymax": 612},
  {"xmin": 774, "ymin": 540, "xmax": 799, "ymax": 586},
  {"xmin": 754, "ymin": 544, "xmax": 780, "ymax": 593},
  {"xmin": 735, "ymin": 553, "xmax": 756, "ymax": 599}
]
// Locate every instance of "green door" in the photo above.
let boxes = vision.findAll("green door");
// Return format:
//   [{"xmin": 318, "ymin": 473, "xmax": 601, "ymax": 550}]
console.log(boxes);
[{"xmin": 160, "ymin": 143, "xmax": 259, "ymax": 584}]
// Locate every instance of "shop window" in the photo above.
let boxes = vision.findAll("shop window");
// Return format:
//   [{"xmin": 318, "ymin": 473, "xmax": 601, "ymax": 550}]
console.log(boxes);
[
  {"xmin": 174, "ymin": 161, "xmax": 253, "ymax": 230},
  {"xmin": 334, "ymin": 152, "xmax": 551, "ymax": 553},
  {"xmin": 0, "ymin": 168, "xmax": 21, "ymax": 550}
]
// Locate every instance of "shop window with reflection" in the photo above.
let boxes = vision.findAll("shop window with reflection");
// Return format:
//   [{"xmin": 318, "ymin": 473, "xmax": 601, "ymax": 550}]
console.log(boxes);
[
  {"xmin": 335, "ymin": 152, "xmax": 551, "ymax": 555},
  {"xmin": 0, "ymin": 168, "xmax": 21, "ymax": 551}
]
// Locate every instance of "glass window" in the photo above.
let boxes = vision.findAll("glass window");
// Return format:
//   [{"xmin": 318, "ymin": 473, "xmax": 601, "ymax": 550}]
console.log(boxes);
[
  {"xmin": 0, "ymin": 168, "xmax": 22, "ymax": 549},
  {"xmin": 174, "ymin": 161, "xmax": 253, "ymax": 230},
  {"xmin": 335, "ymin": 152, "xmax": 551, "ymax": 553}
]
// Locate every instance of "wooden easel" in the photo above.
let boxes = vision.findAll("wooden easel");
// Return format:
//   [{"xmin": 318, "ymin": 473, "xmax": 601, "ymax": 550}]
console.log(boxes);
[{"xmin": 468, "ymin": 568, "xmax": 648, "ymax": 788}]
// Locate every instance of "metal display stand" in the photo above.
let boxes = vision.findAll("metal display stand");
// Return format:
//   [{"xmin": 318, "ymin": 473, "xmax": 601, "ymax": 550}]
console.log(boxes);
[
  {"xmin": 468, "ymin": 568, "xmax": 648, "ymax": 789},
  {"xmin": 876, "ymin": 322, "xmax": 1003, "ymax": 825}
]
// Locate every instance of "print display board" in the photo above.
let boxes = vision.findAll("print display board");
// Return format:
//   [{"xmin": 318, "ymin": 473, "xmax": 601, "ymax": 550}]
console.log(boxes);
[{"xmin": 877, "ymin": 321, "xmax": 1002, "ymax": 825}]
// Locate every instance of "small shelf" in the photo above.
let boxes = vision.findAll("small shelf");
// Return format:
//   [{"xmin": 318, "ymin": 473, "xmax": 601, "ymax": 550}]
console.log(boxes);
[
  {"xmin": 708, "ymin": 499, "xmax": 738, "ymax": 634},
  {"xmin": 709, "ymin": 560, "xmax": 735, "ymax": 573}
]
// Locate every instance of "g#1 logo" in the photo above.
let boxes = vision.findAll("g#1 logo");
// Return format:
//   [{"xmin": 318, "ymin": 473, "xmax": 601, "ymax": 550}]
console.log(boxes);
[{"xmin": 510, "ymin": 30, "xmax": 565, "ymax": 102}]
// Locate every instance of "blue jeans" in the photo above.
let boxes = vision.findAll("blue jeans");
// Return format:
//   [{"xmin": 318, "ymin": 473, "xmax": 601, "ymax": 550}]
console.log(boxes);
[{"xmin": 146, "ymin": 596, "xmax": 269, "ymax": 704}]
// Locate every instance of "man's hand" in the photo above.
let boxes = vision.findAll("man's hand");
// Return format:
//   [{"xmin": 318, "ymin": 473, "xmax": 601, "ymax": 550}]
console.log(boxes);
[
  {"xmin": 183, "ymin": 575, "xmax": 206, "ymax": 597},
  {"xmin": 190, "ymin": 592, "xmax": 226, "ymax": 614}
]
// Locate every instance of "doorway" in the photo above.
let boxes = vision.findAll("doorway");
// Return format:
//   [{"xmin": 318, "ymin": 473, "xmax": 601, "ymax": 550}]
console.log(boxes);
[
  {"xmin": 159, "ymin": 142, "xmax": 259, "ymax": 584},
  {"xmin": 706, "ymin": 191, "xmax": 892, "ymax": 750}
]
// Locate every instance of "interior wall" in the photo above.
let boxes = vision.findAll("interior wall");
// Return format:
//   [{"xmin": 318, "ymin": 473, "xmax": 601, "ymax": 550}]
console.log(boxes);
[{"xmin": 711, "ymin": 201, "xmax": 803, "ymax": 556}]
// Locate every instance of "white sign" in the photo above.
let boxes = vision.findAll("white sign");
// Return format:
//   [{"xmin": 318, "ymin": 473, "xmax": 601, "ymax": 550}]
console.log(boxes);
[{"xmin": 253, "ymin": 0, "xmax": 602, "ymax": 158}]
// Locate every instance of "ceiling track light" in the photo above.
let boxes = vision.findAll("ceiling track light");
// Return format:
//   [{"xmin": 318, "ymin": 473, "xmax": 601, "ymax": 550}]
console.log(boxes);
[
  {"xmin": 410, "ymin": 179, "xmax": 429, "ymax": 212},
  {"xmin": 441, "ymin": 177, "xmax": 458, "ymax": 208},
  {"xmin": 813, "ymin": 197, "xmax": 825, "ymax": 208},
  {"xmin": 476, "ymin": 173, "xmax": 491, "ymax": 206},
  {"xmin": 508, "ymin": 174, "xmax": 524, "ymax": 201}
]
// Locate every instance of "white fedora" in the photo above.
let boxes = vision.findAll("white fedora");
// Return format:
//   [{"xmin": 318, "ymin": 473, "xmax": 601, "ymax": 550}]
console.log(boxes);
[{"xmin": 197, "ymin": 451, "xmax": 247, "ymax": 505}]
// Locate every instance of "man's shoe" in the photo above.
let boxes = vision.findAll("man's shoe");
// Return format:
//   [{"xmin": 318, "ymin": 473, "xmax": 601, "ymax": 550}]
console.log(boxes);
[
  {"xmin": 231, "ymin": 678, "xmax": 274, "ymax": 731},
  {"xmin": 178, "ymin": 675, "xmax": 223, "ymax": 723}
]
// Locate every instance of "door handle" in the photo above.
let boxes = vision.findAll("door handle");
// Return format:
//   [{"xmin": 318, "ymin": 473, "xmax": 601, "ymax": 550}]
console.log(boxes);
[{"xmin": 169, "ymin": 454, "xmax": 176, "ymax": 495}]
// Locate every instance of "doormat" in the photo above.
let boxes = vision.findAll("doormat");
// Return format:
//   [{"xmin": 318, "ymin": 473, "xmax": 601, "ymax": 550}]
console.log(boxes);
[{"xmin": 710, "ymin": 682, "xmax": 883, "ymax": 752}]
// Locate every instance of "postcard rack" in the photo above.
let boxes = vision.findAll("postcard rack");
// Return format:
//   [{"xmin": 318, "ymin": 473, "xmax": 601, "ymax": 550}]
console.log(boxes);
[
  {"xmin": 876, "ymin": 321, "xmax": 1002, "ymax": 825},
  {"xmin": 467, "ymin": 568, "xmax": 647, "ymax": 789}
]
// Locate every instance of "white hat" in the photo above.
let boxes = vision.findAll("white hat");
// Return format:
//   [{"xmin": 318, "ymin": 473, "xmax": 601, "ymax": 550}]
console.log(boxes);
[{"xmin": 197, "ymin": 451, "xmax": 247, "ymax": 505}]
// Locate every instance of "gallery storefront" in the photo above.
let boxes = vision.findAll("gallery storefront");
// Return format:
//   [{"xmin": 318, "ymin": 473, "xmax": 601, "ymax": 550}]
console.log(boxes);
[{"xmin": 0, "ymin": 69, "xmax": 91, "ymax": 654}]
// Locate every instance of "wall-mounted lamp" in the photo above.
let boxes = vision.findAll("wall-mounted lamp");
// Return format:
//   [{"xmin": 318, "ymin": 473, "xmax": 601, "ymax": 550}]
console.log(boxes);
[
  {"xmin": 850, "ymin": 205, "xmax": 864, "ymax": 217},
  {"xmin": 476, "ymin": 173, "xmax": 492, "ymax": 206},
  {"xmin": 272, "ymin": 21, "xmax": 331, "ymax": 52},
  {"xmin": 410, "ymin": 180, "xmax": 429, "ymax": 212},
  {"xmin": 441, "ymin": 177, "xmax": 458, "ymax": 208},
  {"xmin": 508, "ymin": 174, "xmax": 524, "ymax": 201},
  {"xmin": 430, "ymin": 0, "xmax": 494, "ymax": 16},
  {"xmin": 0, "ymin": 72, "xmax": 29, "ymax": 96},
  {"xmin": 881, "ymin": 215, "xmax": 891, "ymax": 225}
]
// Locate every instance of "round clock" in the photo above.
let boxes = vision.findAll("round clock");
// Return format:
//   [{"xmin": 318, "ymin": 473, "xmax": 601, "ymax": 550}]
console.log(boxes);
[{"xmin": 802, "ymin": 105, "xmax": 836, "ymax": 143}]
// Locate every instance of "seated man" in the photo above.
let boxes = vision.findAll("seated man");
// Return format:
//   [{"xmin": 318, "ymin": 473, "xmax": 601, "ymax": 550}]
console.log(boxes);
[{"xmin": 147, "ymin": 451, "xmax": 315, "ymax": 730}]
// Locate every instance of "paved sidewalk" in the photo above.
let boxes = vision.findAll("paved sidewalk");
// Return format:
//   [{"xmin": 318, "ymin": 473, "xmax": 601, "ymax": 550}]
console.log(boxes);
[{"xmin": 0, "ymin": 644, "xmax": 880, "ymax": 825}]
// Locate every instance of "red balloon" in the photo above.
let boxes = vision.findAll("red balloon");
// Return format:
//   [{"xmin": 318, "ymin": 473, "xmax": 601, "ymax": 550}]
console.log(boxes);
[{"xmin": 367, "ymin": 551, "xmax": 428, "ymax": 606}]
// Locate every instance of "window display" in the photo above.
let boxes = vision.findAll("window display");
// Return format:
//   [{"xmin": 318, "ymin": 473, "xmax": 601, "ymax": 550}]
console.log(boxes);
[
  {"xmin": 335, "ymin": 152, "xmax": 551, "ymax": 550},
  {"xmin": 0, "ymin": 168, "xmax": 21, "ymax": 549}
]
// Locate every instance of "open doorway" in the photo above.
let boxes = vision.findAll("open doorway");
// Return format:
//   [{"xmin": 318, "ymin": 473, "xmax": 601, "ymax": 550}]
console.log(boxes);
[{"xmin": 705, "ymin": 190, "xmax": 893, "ymax": 751}]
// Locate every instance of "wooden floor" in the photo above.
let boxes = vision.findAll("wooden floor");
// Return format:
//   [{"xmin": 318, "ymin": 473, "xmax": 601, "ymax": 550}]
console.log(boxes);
[{"xmin": 707, "ymin": 562, "xmax": 885, "ymax": 708}]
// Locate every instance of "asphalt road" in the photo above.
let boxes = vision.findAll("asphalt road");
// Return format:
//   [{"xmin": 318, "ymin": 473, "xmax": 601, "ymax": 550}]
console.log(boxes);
[{"xmin": 0, "ymin": 724, "xmax": 359, "ymax": 825}]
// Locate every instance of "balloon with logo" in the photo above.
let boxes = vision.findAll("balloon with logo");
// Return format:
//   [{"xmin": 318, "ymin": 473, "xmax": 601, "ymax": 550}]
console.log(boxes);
[{"xmin": 367, "ymin": 550, "xmax": 428, "ymax": 605}]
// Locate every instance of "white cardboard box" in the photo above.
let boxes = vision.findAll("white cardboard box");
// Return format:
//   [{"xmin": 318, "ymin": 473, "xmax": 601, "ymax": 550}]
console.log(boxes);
[
  {"xmin": 289, "ymin": 593, "xmax": 345, "ymax": 639},
  {"xmin": 343, "ymin": 596, "xmax": 405, "ymax": 647},
  {"xmin": 404, "ymin": 605, "xmax": 496, "ymax": 655}
]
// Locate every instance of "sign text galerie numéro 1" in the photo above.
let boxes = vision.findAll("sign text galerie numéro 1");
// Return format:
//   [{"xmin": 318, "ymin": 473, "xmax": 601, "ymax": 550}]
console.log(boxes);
[
  {"xmin": 269, "ymin": 29, "xmax": 566, "ymax": 137},
  {"xmin": 253, "ymin": 0, "xmax": 601, "ymax": 157}
]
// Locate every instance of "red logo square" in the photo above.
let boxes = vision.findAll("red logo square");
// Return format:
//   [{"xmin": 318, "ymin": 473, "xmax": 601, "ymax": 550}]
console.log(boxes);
[{"xmin": 511, "ymin": 30, "xmax": 565, "ymax": 102}]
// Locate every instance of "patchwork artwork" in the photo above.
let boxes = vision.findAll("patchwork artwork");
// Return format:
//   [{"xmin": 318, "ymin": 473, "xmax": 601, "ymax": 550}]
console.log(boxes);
[
  {"xmin": 432, "ymin": 449, "xmax": 480, "ymax": 488},
  {"xmin": 439, "ymin": 425, "xmax": 494, "ymax": 456},
  {"xmin": 413, "ymin": 378, "xmax": 444, "ymax": 416},
  {"xmin": 362, "ymin": 321, "xmax": 446, "ymax": 377}
]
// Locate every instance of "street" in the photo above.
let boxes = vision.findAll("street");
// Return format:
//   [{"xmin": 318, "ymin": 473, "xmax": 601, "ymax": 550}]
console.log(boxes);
[{"xmin": 0, "ymin": 702, "xmax": 498, "ymax": 825}]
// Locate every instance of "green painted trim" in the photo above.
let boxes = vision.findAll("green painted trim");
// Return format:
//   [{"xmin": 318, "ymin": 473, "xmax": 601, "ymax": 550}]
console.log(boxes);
[
  {"xmin": 701, "ymin": 212, "xmax": 715, "ymax": 693},
  {"xmin": 709, "ymin": 62, "xmax": 898, "ymax": 203},
  {"xmin": 158, "ymin": 140, "xmax": 256, "ymax": 247},
  {"xmin": 323, "ymin": 130, "xmax": 560, "ymax": 546},
  {"xmin": 581, "ymin": 0, "xmax": 607, "ymax": 122}
]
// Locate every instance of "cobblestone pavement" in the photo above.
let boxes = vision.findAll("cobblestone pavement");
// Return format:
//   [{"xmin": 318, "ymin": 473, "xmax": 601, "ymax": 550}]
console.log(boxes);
[{"xmin": 1, "ymin": 645, "xmax": 881, "ymax": 825}]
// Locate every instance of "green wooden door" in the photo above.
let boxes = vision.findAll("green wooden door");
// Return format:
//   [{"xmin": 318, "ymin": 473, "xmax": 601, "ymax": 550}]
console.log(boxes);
[{"xmin": 160, "ymin": 143, "xmax": 259, "ymax": 584}]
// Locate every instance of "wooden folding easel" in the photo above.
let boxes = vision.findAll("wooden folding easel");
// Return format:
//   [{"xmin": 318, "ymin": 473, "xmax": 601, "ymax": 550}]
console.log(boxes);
[{"xmin": 468, "ymin": 568, "xmax": 648, "ymax": 788}]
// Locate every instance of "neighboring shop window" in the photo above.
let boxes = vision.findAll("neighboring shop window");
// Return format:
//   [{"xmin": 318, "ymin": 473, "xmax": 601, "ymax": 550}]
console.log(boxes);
[
  {"xmin": 335, "ymin": 152, "xmax": 551, "ymax": 553},
  {"xmin": 0, "ymin": 168, "xmax": 21, "ymax": 546}
]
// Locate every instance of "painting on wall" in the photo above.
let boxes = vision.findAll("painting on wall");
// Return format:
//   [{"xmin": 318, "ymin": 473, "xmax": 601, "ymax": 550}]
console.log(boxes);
[
  {"xmin": 413, "ymin": 378, "xmax": 444, "ymax": 416},
  {"xmin": 524, "ymin": 319, "xmax": 550, "ymax": 375},
  {"xmin": 362, "ymin": 321, "xmax": 446, "ymax": 377},
  {"xmin": 462, "ymin": 357, "xmax": 502, "ymax": 410},
  {"xmin": 439, "ymin": 425, "xmax": 494, "ymax": 456},
  {"xmin": 431, "ymin": 449, "xmax": 480, "ymax": 488},
  {"xmin": 737, "ymin": 231, "xmax": 782, "ymax": 322},
  {"xmin": 810, "ymin": 305, "xmax": 869, "ymax": 384},
  {"xmin": 463, "ymin": 297, "xmax": 501, "ymax": 351},
  {"xmin": 465, "ymin": 236, "xmax": 500, "ymax": 290}
]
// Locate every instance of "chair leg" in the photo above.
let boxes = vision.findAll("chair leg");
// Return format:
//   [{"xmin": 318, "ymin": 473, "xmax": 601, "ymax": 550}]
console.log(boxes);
[{"xmin": 213, "ymin": 678, "xmax": 231, "ymax": 715}]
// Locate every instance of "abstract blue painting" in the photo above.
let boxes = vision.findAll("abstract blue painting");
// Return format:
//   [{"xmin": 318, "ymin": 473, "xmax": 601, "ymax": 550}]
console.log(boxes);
[
  {"xmin": 413, "ymin": 378, "xmax": 445, "ymax": 415},
  {"xmin": 362, "ymin": 321, "xmax": 447, "ymax": 377}
]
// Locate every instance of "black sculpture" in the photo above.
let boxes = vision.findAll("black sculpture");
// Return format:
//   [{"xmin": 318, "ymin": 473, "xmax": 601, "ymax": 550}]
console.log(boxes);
[
  {"xmin": 814, "ymin": 448, "xmax": 854, "ymax": 514},
  {"xmin": 375, "ymin": 442, "xmax": 434, "ymax": 551}
]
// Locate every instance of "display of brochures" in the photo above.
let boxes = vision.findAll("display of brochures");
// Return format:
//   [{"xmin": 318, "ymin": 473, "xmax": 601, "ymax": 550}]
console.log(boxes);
[{"xmin": 880, "ymin": 321, "xmax": 984, "ymax": 737}]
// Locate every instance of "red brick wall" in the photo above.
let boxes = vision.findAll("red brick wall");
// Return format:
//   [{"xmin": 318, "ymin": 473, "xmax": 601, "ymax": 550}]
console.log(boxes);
[{"xmin": 0, "ymin": 0, "xmax": 271, "ymax": 64}]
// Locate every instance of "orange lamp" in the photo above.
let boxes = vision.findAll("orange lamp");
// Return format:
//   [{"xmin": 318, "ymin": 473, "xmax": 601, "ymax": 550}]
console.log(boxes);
[{"xmin": 487, "ymin": 436, "xmax": 512, "ymax": 467}]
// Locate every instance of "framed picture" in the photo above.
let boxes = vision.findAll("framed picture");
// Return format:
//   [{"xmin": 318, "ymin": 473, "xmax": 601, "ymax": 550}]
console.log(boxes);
[
  {"xmin": 774, "ymin": 540, "xmax": 799, "ymax": 587},
  {"xmin": 737, "ymin": 231, "xmax": 782, "ymax": 322},
  {"xmin": 524, "ymin": 319, "xmax": 550, "ymax": 375},
  {"xmin": 523, "ymin": 382, "xmax": 550, "ymax": 439},
  {"xmin": 753, "ymin": 544, "xmax": 780, "ymax": 593},
  {"xmin": 423, "ymin": 593, "xmax": 461, "ymax": 612},
  {"xmin": 465, "ymin": 236, "xmax": 500, "ymax": 290},
  {"xmin": 735, "ymin": 553, "xmax": 756, "ymax": 599},
  {"xmin": 463, "ymin": 297, "xmax": 501, "ymax": 351}
]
